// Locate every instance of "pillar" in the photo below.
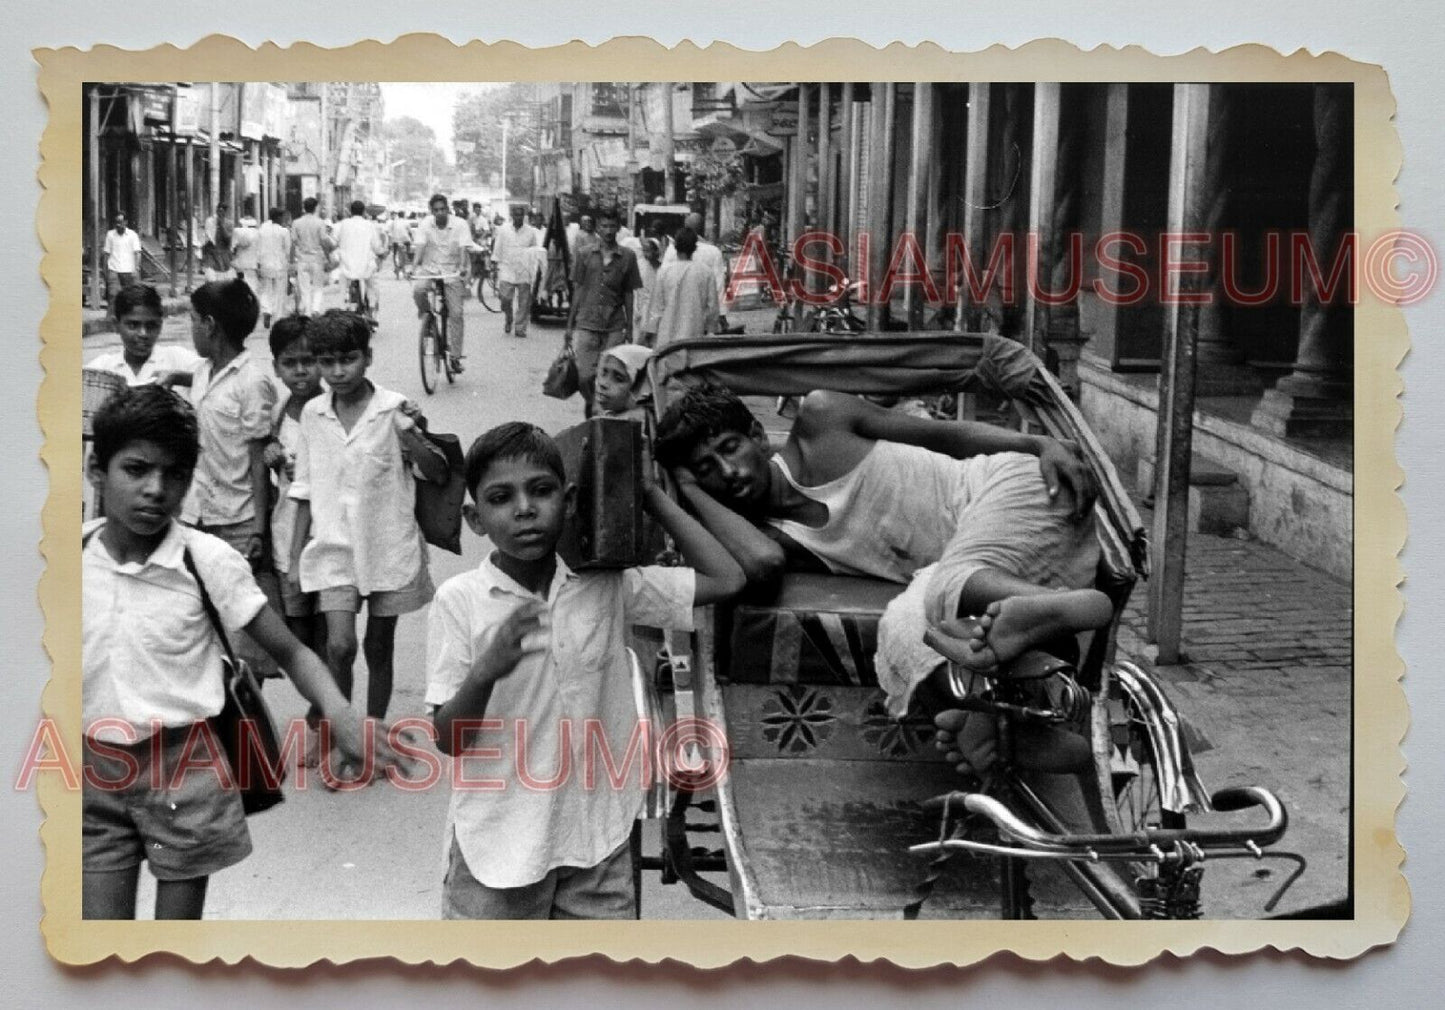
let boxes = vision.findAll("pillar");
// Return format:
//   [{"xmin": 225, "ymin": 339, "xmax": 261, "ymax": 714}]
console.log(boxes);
[
  {"xmin": 166, "ymin": 135, "xmax": 179, "ymax": 295},
  {"xmin": 905, "ymin": 82, "xmax": 936, "ymax": 328},
  {"xmin": 864, "ymin": 82, "xmax": 895, "ymax": 331},
  {"xmin": 1250, "ymin": 83, "xmax": 1353, "ymax": 438},
  {"xmin": 814, "ymin": 83, "xmax": 833, "ymax": 297},
  {"xmin": 957, "ymin": 82, "xmax": 991, "ymax": 331},
  {"xmin": 838, "ymin": 82, "xmax": 854, "ymax": 274},
  {"xmin": 87, "ymin": 86, "xmax": 103, "ymax": 309}
]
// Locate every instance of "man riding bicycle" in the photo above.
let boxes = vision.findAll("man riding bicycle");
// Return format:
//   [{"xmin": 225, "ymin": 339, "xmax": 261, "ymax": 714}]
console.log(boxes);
[
  {"xmin": 411, "ymin": 192, "xmax": 480, "ymax": 373},
  {"xmin": 336, "ymin": 199, "xmax": 386, "ymax": 320}
]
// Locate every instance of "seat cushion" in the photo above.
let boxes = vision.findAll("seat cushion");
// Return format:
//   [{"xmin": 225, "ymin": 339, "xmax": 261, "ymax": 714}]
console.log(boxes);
[{"xmin": 722, "ymin": 572, "xmax": 905, "ymax": 686}]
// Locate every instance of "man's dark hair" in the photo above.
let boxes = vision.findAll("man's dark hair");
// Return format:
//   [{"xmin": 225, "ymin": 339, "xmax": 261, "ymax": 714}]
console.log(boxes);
[
  {"xmin": 429, "ymin": 193, "xmax": 449, "ymax": 210},
  {"xmin": 267, "ymin": 314, "xmax": 311, "ymax": 358},
  {"xmin": 113, "ymin": 282, "xmax": 163, "ymax": 320},
  {"xmin": 350, "ymin": 199, "xmax": 366, "ymax": 216},
  {"xmin": 92, "ymin": 383, "xmax": 199, "ymax": 473},
  {"xmin": 307, "ymin": 309, "xmax": 372, "ymax": 356},
  {"xmin": 303, "ymin": 196, "xmax": 319, "ymax": 214},
  {"xmin": 464, "ymin": 422, "xmax": 566, "ymax": 501},
  {"xmin": 596, "ymin": 205, "xmax": 620, "ymax": 224},
  {"xmin": 269, "ymin": 206, "xmax": 286, "ymax": 224},
  {"xmin": 673, "ymin": 226, "xmax": 698, "ymax": 257},
  {"xmin": 190, "ymin": 277, "xmax": 260, "ymax": 346},
  {"xmin": 654, "ymin": 381, "xmax": 760, "ymax": 470}
]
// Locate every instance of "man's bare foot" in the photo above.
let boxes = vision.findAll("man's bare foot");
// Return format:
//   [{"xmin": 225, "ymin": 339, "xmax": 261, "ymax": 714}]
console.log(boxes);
[
  {"xmin": 934, "ymin": 708, "xmax": 1093, "ymax": 775},
  {"xmin": 956, "ymin": 589, "xmax": 1113, "ymax": 672},
  {"xmin": 302, "ymin": 726, "xmax": 324, "ymax": 769}
]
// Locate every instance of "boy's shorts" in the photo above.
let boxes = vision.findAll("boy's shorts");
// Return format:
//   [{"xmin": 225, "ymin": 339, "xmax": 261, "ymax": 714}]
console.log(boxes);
[
  {"xmin": 82, "ymin": 724, "xmax": 253, "ymax": 881},
  {"xmin": 317, "ymin": 562, "xmax": 435, "ymax": 617},
  {"xmin": 278, "ymin": 570, "xmax": 318, "ymax": 618},
  {"xmin": 440, "ymin": 832, "xmax": 636, "ymax": 920}
]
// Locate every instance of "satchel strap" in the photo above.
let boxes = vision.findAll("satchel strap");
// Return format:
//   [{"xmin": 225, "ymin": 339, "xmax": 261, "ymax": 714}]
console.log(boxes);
[{"xmin": 180, "ymin": 546, "xmax": 241, "ymax": 670}]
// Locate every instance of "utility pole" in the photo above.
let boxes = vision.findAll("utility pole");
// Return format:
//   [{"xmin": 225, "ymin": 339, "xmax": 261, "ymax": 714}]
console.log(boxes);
[
  {"xmin": 319, "ymin": 83, "xmax": 330, "ymax": 217},
  {"xmin": 209, "ymin": 82, "xmax": 221, "ymax": 220},
  {"xmin": 501, "ymin": 114, "xmax": 509, "ymax": 201},
  {"xmin": 660, "ymin": 82, "xmax": 677, "ymax": 202}
]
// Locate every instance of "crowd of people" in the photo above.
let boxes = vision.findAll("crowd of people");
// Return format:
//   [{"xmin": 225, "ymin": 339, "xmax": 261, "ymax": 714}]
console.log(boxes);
[{"xmin": 82, "ymin": 186, "xmax": 1116, "ymax": 924}]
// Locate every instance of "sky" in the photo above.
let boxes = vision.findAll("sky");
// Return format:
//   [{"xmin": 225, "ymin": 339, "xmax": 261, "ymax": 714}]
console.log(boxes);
[{"xmin": 378, "ymin": 82, "xmax": 501, "ymax": 161}]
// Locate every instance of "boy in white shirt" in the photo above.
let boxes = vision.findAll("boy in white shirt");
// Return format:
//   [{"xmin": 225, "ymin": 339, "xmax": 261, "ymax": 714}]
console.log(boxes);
[
  {"xmin": 426, "ymin": 422, "xmax": 744, "ymax": 918},
  {"xmin": 82, "ymin": 384, "xmax": 409, "ymax": 919},
  {"xmin": 288, "ymin": 310, "xmax": 449, "ymax": 727},
  {"xmin": 102, "ymin": 212, "xmax": 142, "ymax": 303},
  {"xmin": 86, "ymin": 283, "xmax": 198, "ymax": 388}
]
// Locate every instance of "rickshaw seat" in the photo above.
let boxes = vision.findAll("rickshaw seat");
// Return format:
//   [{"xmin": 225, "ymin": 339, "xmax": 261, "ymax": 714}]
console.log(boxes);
[{"xmin": 720, "ymin": 572, "xmax": 905, "ymax": 686}]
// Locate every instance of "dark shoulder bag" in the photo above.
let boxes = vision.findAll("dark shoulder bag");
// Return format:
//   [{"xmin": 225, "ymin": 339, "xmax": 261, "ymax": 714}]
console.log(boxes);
[
  {"xmin": 413, "ymin": 428, "xmax": 467, "ymax": 555},
  {"xmin": 181, "ymin": 548, "xmax": 287, "ymax": 815}
]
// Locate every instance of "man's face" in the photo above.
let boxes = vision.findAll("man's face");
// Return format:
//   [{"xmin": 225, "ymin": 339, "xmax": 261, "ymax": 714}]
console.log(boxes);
[
  {"xmin": 89, "ymin": 439, "xmax": 192, "ymax": 540},
  {"xmin": 511, "ymin": 206, "xmax": 526, "ymax": 227},
  {"xmin": 598, "ymin": 218, "xmax": 619, "ymax": 246},
  {"xmin": 685, "ymin": 426, "xmax": 772, "ymax": 512},
  {"xmin": 580, "ymin": 215, "xmax": 595, "ymax": 234},
  {"xmin": 431, "ymin": 201, "xmax": 449, "ymax": 227},
  {"xmin": 113, "ymin": 215, "xmax": 126, "ymax": 233}
]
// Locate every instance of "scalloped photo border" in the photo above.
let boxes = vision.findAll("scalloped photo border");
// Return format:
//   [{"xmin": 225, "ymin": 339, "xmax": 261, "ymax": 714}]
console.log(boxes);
[{"xmin": 32, "ymin": 34, "xmax": 1408, "ymax": 969}]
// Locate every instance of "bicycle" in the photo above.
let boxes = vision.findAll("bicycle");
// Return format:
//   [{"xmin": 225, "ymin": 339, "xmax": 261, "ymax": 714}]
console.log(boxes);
[
  {"xmin": 908, "ymin": 626, "xmax": 1304, "ymax": 919},
  {"xmin": 418, "ymin": 275, "xmax": 460, "ymax": 395},
  {"xmin": 474, "ymin": 252, "xmax": 501, "ymax": 313},
  {"xmin": 344, "ymin": 277, "xmax": 377, "ymax": 328}
]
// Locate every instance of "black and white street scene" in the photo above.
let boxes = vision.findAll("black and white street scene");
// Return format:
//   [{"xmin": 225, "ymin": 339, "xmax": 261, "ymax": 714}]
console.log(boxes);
[{"xmin": 76, "ymin": 79, "xmax": 1355, "ymax": 923}]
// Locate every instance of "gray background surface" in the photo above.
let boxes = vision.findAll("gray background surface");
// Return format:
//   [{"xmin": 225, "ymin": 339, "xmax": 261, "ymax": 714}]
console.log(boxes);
[{"xmin": 3, "ymin": 3, "xmax": 1441, "ymax": 1004}]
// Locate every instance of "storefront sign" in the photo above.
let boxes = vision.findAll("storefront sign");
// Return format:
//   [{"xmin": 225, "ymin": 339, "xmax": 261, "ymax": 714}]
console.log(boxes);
[{"xmin": 174, "ymin": 84, "xmax": 201, "ymax": 135}]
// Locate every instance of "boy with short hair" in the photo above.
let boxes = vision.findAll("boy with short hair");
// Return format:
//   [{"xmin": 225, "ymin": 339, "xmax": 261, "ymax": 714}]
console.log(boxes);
[
  {"xmin": 426, "ymin": 422, "xmax": 744, "ymax": 919},
  {"xmin": 287, "ymin": 310, "xmax": 449, "ymax": 727},
  {"xmin": 264, "ymin": 315, "xmax": 325, "ymax": 653},
  {"xmin": 82, "ymin": 384, "xmax": 407, "ymax": 919}
]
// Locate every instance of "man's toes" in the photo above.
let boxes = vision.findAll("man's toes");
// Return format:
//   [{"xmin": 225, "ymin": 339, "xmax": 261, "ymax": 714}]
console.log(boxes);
[
  {"xmin": 934, "ymin": 709, "xmax": 971, "ymax": 732},
  {"xmin": 983, "ymin": 599, "xmax": 1004, "ymax": 619}
]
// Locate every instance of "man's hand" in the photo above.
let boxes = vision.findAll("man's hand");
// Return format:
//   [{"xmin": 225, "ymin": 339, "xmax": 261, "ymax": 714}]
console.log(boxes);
[
  {"xmin": 1037, "ymin": 439, "xmax": 1097, "ymax": 520},
  {"xmin": 471, "ymin": 601, "xmax": 548, "ymax": 690},
  {"xmin": 262, "ymin": 441, "xmax": 286, "ymax": 474},
  {"xmin": 327, "ymin": 710, "xmax": 424, "ymax": 780}
]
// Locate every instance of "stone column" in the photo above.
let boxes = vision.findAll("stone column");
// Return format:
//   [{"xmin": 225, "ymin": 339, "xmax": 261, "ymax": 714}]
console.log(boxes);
[
  {"xmin": 864, "ymin": 82, "xmax": 896, "ymax": 331},
  {"xmin": 1250, "ymin": 83, "xmax": 1353, "ymax": 437},
  {"xmin": 1190, "ymin": 86, "xmax": 1263, "ymax": 395},
  {"xmin": 905, "ymin": 82, "xmax": 936, "ymax": 328},
  {"xmin": 958, "ymin": 82, "xmax": 991, "ymax": 331},
  {"xmin": 1026, "ymin": 83, "xmax": 1089, "ymax": 393}
]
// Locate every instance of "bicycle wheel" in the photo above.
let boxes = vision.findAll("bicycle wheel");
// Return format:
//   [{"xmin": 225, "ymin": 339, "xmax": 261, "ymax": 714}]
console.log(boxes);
[
  {"xmin": 1086, "ymin": 662, "xmax": 1206, "ymax": 917},
  {"xmin": 418, "ymin": 315, "xmax": 439, "ymax": 395},
  {"xmin": 440, "ymin": 312, "xmax": 457, "ymax": 385},
  {"xmin": 478, "ymin": 271, "xmax": 501, "ymax": 313}
]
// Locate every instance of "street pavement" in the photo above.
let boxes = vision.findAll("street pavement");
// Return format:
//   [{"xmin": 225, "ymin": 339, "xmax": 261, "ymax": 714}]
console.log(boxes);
[{"xmin": 83, "ymin": 282, "xmax": 1350, "ymax": 919}]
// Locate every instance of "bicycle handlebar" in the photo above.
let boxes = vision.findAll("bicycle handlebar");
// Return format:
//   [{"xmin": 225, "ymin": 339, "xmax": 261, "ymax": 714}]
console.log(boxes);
[{"xmin": 919, "ymin": 785, "xmax": 1287, "ymax": 856}]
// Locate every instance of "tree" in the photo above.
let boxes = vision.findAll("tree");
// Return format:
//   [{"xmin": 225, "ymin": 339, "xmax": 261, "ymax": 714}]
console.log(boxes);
[
  {"xmin": 452, "ymin": 84, "xmax": 541, "ymax": 197},
  {"xmin": 382, "ymin": 116, "xmax": 447, "ymax": 204}
]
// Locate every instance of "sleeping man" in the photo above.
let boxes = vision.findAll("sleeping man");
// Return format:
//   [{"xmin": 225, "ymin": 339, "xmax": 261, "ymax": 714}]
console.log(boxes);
[{"xmin": 654, "ymin": 383, "xmax": 1114, "ymax": 770}]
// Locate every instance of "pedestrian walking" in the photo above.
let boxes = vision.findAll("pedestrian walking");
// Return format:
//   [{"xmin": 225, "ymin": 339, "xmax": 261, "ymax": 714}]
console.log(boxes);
[
  {"xmin": 632, "ymin": 237, "xmax": 662, "ymax": 343},
  {"xmin": 255, "ymin": 207, "xmax": 292, "ymax": 328},
  {"xmin": 290, "ymin": 197, "xmax": 334, "ymax": 316},
  {"xmin": 662, "ymin": 212, "xmax": 730, "ymax": 331},
  {"xmin": 564, "ymin": 205, "xmax": 643, "ymax": 417},
  {"xmin": 102, "ymin": 212, "xmax": 142, "ymax": 305},
  {"xmin": 201, "ymin": 204, "xmax": 235, "ymax": 283},
  {"xmin": 286, "ymin": 311, "xmax": 449, "ymax": 743},
  {"xmin": 492, "ymin": 203, "xmax": 540, "ymax": 338},
  {"xmin": 230, "ymin": 215, "xmax": 260, "ymax": 293},
  {"xmin": 642, "ymin": 227, "xmax": 719, "ymax": 350},
  {"xmin": 336, "ymin": 200, "xmax": 386, "ymax": 318}
]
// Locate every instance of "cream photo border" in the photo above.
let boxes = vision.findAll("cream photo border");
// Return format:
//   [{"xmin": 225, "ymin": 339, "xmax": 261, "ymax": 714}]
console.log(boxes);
[{"xmin": 33, "ymin": 35, "xmax": 1408, "ymax": 968}]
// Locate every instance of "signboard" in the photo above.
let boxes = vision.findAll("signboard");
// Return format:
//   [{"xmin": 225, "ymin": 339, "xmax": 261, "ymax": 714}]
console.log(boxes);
[
  {"xmin": 136, "ymin": 87, "xmax": 171, "ymax": 125},
  {"xmin": 765, "ymin": 105, "xmax": 799, "ymax": 137},
  {"xmin": 240, "ymin": 83, "xmax": 267, "ymax": 141},
  {"xmin": 264, "ymin": 84, "xmax": 288, "ymax": 140},
  {"xmin": 174, "ymin": 84, "xmax": 201, "ymax": 135},
  {"xmin": 454, "ymin": 140, "xmax": 476, "ymax": 155},
  {"xmin": 285, "ymin": 95, "xmax": 322, "ymax": 173}
]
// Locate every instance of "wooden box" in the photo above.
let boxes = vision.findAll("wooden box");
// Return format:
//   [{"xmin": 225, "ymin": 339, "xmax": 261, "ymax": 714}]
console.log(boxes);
[{"xmin": 555, "ymin": 417, "xmax": 649, "ymax": 569}]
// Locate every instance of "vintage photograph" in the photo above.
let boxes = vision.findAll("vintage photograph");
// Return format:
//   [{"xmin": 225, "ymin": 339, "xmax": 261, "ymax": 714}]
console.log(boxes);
[{"xmin": 39, "ymin": 38, "xmax": 1405, "ymax": 966}]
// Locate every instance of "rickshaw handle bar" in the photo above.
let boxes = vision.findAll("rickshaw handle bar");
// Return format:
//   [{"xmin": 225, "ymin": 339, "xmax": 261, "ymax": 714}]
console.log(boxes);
[{"xmin": 921, "ymin": 786, "xmax": 1287, "ymax": 854}]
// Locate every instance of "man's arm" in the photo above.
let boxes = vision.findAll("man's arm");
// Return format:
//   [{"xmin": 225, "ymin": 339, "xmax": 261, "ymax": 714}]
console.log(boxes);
[
  {"xmin": 670, "ymin": 469, "xmax": 785, "ymax": 587},
  {"xmin": 247, "ymin": 438, "xmax": 272, "ymax": 565},
  {"xmin": 431, "ymin": 602, "xmax": 545, "ymax": 755},
  {"xmin": 642, "ymin": 483, "xmax": 746, "ymax": 606},
  {"xmin": 798, "ymin": 390, "xmax": 1097, "ymax": 516}
]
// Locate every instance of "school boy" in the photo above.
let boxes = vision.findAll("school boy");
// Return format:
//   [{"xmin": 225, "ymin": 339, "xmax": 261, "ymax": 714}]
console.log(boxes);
[
  {"xmin": 287, "ymin": 310, "xmax": 449, "ymax": 728},
  {"xmin": 426, "ymin": 422, "xmax": 744, "ymax": 919},
  {"xmin": 82, "ymin": 385, "xmax": 408, "ymax": 919}
]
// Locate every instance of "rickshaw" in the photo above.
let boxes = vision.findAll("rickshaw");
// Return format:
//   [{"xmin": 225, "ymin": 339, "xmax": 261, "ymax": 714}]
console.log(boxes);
[{"xmin": 634, "ymin": 332, "xmax": 1301, "ymax": 920}]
